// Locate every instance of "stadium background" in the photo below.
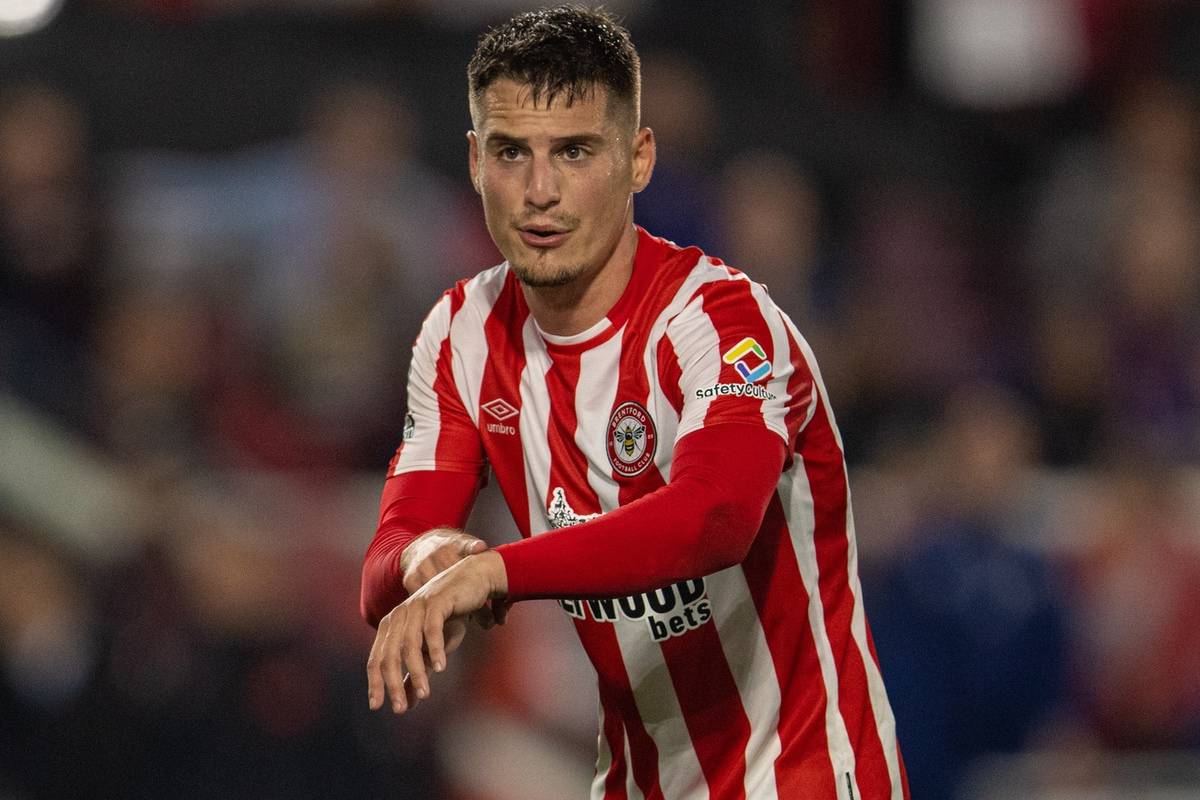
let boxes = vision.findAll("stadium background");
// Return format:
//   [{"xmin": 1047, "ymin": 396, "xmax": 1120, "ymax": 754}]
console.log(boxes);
[{"xmin": 2, "ymin": 1, "xmax": 1199, "ymax": 797}]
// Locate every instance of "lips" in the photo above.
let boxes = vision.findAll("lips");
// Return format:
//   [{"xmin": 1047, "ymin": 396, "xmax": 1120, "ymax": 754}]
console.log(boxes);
[{"xmin": 518, "ymin": 224, "xmax": 571, "ymax": 249}]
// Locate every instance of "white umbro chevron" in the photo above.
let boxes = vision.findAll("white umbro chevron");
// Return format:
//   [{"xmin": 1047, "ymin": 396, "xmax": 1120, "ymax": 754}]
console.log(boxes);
[{"xmin": 481, "ymin": 398, "xmax": 519, "ymax": 421}]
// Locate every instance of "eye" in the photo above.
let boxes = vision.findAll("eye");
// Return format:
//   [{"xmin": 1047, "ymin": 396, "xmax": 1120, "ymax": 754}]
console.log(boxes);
[
  {"xmin": 498, "ymin": 145, "xmax": 522, "ymax": 161},
  {"xmin": 561, "ymin": 143, "xmax": 587, "ymax": 161}
]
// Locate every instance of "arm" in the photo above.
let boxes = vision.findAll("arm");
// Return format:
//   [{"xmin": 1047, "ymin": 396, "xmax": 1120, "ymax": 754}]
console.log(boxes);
[
  {"xmin": 367, "ymin": 421, "xmax": 785, "ymax": 714},
  {"xmin": 496, "ymin": 421, "xmax": 785, "ymax": 599},
  {"xmin": 360, "ymin": 470, "xmax": 483, "ymax": 627},
  {"xmin": 360, "ymin": 284, "xmax": 487, "ymax": 626}
]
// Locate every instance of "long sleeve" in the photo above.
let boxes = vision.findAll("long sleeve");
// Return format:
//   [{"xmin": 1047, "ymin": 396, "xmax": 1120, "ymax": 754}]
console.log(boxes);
[
  {"xmin": 359, "ymin": 470, "xmax": 482, "ymax": 627},
  {"xmin": 495, "ymin": 422, "xmax": 785, "ymax": 601}
]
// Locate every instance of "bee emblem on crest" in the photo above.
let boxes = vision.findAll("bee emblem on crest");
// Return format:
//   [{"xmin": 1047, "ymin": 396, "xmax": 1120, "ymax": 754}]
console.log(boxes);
[{"xmin": 615, "ymin": 421, "xmax": 644, "ymax": 458}]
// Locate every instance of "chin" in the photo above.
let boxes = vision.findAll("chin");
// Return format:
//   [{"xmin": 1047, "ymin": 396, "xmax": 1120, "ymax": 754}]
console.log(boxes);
[
  {"xmin": 509, "ymin": 261, "xmax": 584, "ymax": 288},
  {"xmin": 507, "ymin": 245, "xmax": 587, "ymax": 288}
]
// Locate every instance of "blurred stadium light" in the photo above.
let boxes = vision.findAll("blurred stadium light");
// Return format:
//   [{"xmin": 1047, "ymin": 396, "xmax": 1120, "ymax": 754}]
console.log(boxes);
[{"xmin": 0, "ymin": 0, "xmax": 63, "ymax": 38}]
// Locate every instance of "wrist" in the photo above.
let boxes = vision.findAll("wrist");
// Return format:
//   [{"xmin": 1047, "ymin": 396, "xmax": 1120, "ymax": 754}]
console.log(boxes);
[{"xmin": 474, "ymin": 550, "xmax": 509, "ymax": 598}]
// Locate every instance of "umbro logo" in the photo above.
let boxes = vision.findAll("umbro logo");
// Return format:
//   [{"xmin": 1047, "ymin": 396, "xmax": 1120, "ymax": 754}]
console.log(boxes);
[
  {"xmin": 482, "ymin": 398, "xmax": 519, "ymax": 435},
  {"xmin": 482, "ymin": 398, "xmax": 518, "ymax": 421}
]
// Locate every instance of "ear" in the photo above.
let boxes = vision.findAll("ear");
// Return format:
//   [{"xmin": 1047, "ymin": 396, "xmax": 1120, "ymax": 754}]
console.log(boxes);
[
  {"xmin": 631, "ymin": 127, "xmax": 656, "ymax": 194},
  {"xmin": 467, "ymin": 130, "xmax": 482, "ymax": 195}
]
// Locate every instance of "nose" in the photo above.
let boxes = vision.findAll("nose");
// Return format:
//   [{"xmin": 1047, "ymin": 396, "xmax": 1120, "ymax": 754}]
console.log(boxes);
[{"xmin": 524, "ymin": 152, "xmax": 560, "ymax": 210}]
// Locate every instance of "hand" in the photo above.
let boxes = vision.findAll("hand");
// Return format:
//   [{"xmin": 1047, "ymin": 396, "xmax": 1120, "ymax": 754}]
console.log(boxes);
[
  {"xmin": 400, "ymin": 527, "xmax": 507, "ymax": 630},
  {"xmin": 366, "ymin": 550, "xmax": 508, "ymax": 714},
  {"xmin": 400, "ymin": 528, "xmax": 488, "ymax": 594}
]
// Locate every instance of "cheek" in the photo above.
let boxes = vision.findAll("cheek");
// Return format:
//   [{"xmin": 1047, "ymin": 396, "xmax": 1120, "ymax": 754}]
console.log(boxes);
[
  {"xmin": 578, "ymin": 172, "xmax": 630, "ymax": 224},
  {"xmin": 478, "ymin": 178, "xmax": 513, "ymax": 223}
]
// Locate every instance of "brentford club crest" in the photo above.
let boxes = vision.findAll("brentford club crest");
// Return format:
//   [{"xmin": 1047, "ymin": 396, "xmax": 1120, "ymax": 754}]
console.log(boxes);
[{"xmin": 607, "ymin": 401, "xmax": 656, "ymax": 477}]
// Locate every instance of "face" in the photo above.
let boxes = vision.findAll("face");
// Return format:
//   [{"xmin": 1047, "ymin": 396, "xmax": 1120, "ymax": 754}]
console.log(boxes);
[{"xmin": 468, "ymin": 79, "xmax": 654, "ymax": 288}]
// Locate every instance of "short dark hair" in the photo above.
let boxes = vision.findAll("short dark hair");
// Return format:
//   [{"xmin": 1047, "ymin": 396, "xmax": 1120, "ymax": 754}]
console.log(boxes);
[{"xmin": 468, "ymin": 5, "xmax": 640, "ymax": 123}]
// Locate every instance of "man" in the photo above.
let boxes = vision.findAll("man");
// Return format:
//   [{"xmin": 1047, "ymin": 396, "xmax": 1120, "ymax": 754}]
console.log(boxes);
[{"xmin": 361, "ymin": 6, "xmax": 908, "ymax": 799}]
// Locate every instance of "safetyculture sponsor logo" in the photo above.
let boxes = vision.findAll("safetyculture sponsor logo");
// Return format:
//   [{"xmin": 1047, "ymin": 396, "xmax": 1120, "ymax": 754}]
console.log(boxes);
[
  {"xmin": 482, "ymin": 397, "xmax": 518, "ymax": 436},
  {"xmin": 722, "ymin": 336, "xmax": 772, "ymax": 383},
  {"xmin": 694, "ymin": 383, "xmax": 777, "ymax": 401},
  {"xmin": 547, "ymin": 487, "xmax": 711, "ymax": 641}
]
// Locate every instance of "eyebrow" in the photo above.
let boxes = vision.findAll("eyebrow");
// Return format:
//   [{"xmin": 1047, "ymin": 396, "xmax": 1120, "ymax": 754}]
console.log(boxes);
[{"xmin": 484, "ymin": 131, "xmax": 606, "ymax": 148}]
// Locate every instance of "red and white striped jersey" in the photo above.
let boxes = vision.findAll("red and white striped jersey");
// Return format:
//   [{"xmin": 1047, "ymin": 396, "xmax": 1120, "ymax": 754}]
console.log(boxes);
[{"xmin": 391, "ymin": 228, "xmax": 908, "ymax": 800}]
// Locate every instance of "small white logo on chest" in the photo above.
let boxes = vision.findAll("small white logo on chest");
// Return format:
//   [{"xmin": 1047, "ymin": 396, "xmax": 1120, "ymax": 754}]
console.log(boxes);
[{"xmin": 547, "ymin": 487, "xmax": 600, "ymax": 529}]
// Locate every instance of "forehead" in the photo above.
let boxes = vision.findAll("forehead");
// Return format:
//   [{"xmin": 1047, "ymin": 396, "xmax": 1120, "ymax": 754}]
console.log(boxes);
[{"xmin": 473, "ymin": 78, "xmax": 616, "ymax": 136}]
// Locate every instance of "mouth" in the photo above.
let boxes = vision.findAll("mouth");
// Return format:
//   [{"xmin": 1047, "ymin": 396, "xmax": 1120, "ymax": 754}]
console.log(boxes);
[{"xmin": 517, "ymin": 224, "xmax": 571, "ymax": 249}]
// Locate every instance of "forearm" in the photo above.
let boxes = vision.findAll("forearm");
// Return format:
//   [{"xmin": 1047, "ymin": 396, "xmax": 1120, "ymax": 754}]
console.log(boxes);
[
  {"xmin": 360, "ymin": 470, "xmax": 480, "ymax": 626},
  {"xmin": 495, "ymin": 423, "xmax": 785, "ymax": 601}
]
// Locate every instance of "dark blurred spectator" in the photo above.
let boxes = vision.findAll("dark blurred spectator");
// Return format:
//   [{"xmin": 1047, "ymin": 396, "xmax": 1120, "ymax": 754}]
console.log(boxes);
[
  {"xmin": 0, "ymin": 501, "xmax": 448, "ymax": 798},
  {"xmin": 1027, "ymin": 76, "xmax": 1200, "ymax": 463},
  {"xmin": 833, "ymin": 181, "xmax": 994, "ymax": 463},
  {"xmin": 108, "ymin": 74, "xmax": 472, "ymax": 471},
  {"xmin": 1026, "ymin": 77, "xmax": 1200, "ymax": 304},
  {"xmin": 227, "ymin": 75, "xmax": 469, "ymax": 470},
  {"xmin": 717, "ymin": 149, "xmax": 828, "ymax": 324},
  {"xmin": 0, "ymin": 83, "xmax": 106, "ymax": 436},
  {"xmin": 633, "ymin": 51, "xmax": 722, "ymax": 251},
  {"xmin": 866, "ymin": 385, "xmax": 1069, "ymax": 800},
  {"xmin": 93, "ymin": 284, "xmax": 224, "ymax": 478},
  {"xmin": 1102, "ymin": 180, "xmax": 1200, "ymax": 461},
  {"xmin": 1064, "ymin": 463, "xmax": 1200, "ymax": 748},
  {"xmin": 1027, "ymin": 301, "xmax": 1112, "ymax": 465},
  {"xmin": 0, "ymin": 524, "xmax": 110, "ymax": 798}
]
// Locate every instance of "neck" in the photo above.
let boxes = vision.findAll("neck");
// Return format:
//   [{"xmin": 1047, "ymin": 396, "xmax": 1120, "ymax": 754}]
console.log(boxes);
[{"xmin": 521, "ymin": 221, "xmax": 638, "ymax": 337}]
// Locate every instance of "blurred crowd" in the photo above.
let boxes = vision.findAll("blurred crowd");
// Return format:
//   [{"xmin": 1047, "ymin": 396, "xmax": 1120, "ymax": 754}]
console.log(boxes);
[{"xmin": 1, "ymin": 1, "xmax": 1199, "ymax": 799}]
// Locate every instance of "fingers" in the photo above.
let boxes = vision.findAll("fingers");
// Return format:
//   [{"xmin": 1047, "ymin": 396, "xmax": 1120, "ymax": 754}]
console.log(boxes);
[
  {"xmin": 372, "ymin": 603, "xmax": 454, "ymax": 714},
  {"xmin": 370, "ymin": 557, "xmax": 498, "ymax": 714},
  {"xmin": 367, "ymin": 607, "xmax": 427, "ymax": 715},
  {"xmin": 385, "ymin": 623, "xmax": 413, "ymax": 713},
  {"xmin": 459, "ymin": 537, "xmax": 487, "ymax": 557},
  {"xmin": 368, "ymin": 611, "xmax": 413, "ymax": 714},
  {"xmin": 366, "ymin": 618, "xmax": 386, "ymax": 710},
  {"xmin": 424, "ymin": 613, "xmax": 447, "ymax": 676},
  {"xmin": 401, "ymin": 611, "xmax": 430, "ymax": 707}
]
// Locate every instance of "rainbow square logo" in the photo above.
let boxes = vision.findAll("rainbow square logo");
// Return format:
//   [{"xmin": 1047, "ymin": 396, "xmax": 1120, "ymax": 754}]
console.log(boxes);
[{"xmin": 722, "ymin": 337, "xmax": 772, "ymax": 383}]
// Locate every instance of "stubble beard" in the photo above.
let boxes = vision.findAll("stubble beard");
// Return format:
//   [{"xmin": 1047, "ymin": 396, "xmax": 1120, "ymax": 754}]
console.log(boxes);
[{"xmin": 509, "ymin": 259, "xmax": 587, "ymax": 288}]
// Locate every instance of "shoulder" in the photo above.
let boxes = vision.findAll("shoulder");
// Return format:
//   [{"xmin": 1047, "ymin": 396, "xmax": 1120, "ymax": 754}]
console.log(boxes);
[
  {"xmin": 439, "ymin": 261, "xmax": 512, "ymax": 316},
  {"xmin": 660, "ymin": 251, "xmax": 775, "ymax": 331},
  {"xmin": 420, "ymin": 262, "xmax": 516, "ymax": 335},
  {"xmin": 633, "ymin": 227, "xmax": 771, "ymax": 330}
]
